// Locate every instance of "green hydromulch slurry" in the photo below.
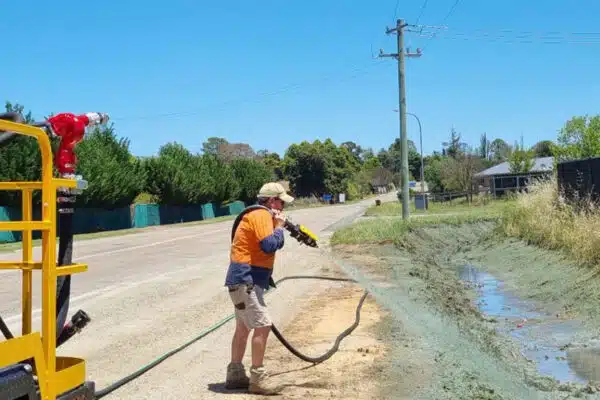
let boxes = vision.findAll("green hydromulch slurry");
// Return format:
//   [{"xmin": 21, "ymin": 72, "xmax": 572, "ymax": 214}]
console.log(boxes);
[{"xmin": 330, "ymin": 220, "xmax": 600, "ymax": 399}]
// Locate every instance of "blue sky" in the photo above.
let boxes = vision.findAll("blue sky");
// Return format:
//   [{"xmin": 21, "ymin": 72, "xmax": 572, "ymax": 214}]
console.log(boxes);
[{"xmin": 3, "ymin": 0, "xmax": 600, "ymax": 157}]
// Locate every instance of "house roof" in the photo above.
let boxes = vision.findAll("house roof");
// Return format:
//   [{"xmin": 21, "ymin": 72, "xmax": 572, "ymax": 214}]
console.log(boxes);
[{"xmin": 475, "ymin": 156, "xmax": 554, "ymax": 177}]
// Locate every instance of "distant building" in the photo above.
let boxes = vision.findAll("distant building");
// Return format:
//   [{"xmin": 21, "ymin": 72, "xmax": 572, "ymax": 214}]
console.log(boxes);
[{"xmin": 474, "ymin": 156, "xmax": 554, "ymax": 197}]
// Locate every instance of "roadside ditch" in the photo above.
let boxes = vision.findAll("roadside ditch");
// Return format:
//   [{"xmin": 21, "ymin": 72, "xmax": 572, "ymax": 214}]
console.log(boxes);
[{"xmin": 331, "ymin": 220, "xmax": 600, "ymax": 399}]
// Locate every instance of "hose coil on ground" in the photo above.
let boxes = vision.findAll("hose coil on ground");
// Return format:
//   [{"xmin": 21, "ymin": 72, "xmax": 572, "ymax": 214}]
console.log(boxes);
[{"xmin": 95, "ymin": 275, "xmax": 368, "ymax": 398}]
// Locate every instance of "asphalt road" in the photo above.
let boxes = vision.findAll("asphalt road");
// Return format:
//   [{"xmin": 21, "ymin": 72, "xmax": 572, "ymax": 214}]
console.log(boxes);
[{"xmin": 0, "ymin": 193, "xmax": 395, "ymax": 399}]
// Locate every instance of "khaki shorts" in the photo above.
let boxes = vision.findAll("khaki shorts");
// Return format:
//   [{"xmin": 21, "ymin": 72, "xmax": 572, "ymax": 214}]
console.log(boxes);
[{"xmin": 228, "ymin": 284, "xmax": 272, "ymax": 329}]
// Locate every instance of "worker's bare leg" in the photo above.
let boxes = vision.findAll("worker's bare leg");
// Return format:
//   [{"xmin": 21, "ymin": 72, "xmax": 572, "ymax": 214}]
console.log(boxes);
[
  {"xmin": 232, "ymin": 318, "xmax": 250, "ymax": 363},
  {"xmin": 251, "ymin": 326, "xmax": 270, "ymax": 368},
  {"xmin": 226, "ymin": 316, "xmax": 251, "ymax": 389},
  {"xmin": 249, "ymin": 324, "xmax": 283, "ymax": 395}
]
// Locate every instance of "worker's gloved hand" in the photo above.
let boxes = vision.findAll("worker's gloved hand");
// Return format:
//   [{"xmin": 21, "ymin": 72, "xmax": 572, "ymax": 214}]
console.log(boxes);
[
  {"xmin": 272, "ymin": 210, "xmax": 286, "ymax": 229},
  {"xmin": 268, "ymin": 276, "xmax": 277, "ymax": 289}
]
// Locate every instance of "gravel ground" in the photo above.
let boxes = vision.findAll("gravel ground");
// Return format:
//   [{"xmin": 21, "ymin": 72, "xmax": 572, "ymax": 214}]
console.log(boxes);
[{"xmin": 0, "ymin": 193, "xmax": 395, "ymax": 399}]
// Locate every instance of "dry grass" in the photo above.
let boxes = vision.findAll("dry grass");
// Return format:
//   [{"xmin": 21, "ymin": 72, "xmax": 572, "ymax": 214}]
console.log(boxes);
[{"xmin": 500, "ymin": 177, "xmax": 600, "ymax": 267}]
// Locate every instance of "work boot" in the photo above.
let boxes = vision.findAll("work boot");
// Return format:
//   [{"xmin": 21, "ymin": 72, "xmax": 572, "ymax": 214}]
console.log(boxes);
[
  {"xmin": 225, "ymin": 362, "xmax": 249, "ymax": 390},
  {"xmin": 249, "ymin": 366, "xmax": 284, "ymax": 395}
]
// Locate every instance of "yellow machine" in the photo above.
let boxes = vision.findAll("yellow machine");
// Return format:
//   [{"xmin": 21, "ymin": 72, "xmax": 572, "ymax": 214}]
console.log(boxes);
[{"xmin": 0, "ymin": 118, "xmax": 92, "ymax": 400}]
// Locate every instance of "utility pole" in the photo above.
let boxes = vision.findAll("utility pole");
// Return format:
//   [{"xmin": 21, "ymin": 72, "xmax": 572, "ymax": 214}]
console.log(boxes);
[{"xmin": 379, "ymin": 19, "xmax": 422, "ymax": 220}]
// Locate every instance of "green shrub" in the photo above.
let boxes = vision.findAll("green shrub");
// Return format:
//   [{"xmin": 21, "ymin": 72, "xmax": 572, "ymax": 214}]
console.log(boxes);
[
  {"xmin": 230, "ymin": 158, "xmax": 274, "ymax": 204},
  {"xmin": 74, "ymin": 126, "xmax": 146, "ymax": 208}
]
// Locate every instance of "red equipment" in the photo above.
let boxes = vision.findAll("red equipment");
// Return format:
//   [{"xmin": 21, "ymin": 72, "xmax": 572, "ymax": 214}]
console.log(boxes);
[{"xmin": 46, "ymin": 112, "xmax": 109, "ymax": 174}]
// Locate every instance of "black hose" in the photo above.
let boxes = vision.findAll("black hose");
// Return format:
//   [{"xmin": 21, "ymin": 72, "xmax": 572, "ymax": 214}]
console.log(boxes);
[
  {"xmin": 56, "ymin": 196, "xmax": 74, "ymax": 343},
  {"xmin": 269, "ymin": 275, "xmax": 368, "ymax": 364},
  {"xmin": 0, "ymin": 314, "xmax": 14, "ymax": 340},
  {"xmin": 94, "ymin": 275, "xmax": 367, "ymax": 399}
]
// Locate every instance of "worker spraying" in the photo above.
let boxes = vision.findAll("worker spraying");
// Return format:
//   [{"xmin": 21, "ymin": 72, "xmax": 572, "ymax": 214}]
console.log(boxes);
[{"xmin": 224, "ymin": 182, "xmax": 294, "ymax": 394}]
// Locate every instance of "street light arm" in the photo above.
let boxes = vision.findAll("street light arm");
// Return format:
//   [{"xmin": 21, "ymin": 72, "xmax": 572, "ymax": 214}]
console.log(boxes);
[
  {"xmin": 404, "ymin": 112, "xmax": 425, "ymax": 199},
  {"xmin": 391, "ymin": 109, "xmax": 426, "ymax": 201}
]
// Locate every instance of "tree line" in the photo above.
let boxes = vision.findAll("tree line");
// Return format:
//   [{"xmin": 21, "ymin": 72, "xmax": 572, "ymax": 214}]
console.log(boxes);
[
  {"xmin": 418, "ymin": 116, "xmax": 593, "ymax": 197},
  {"xmin": 3, "ymin": 100, "xmax": 584, "ymax": 209},
  {"xmin": 0, "ymin": 102, "xmax": 398, "ymax": 208}
]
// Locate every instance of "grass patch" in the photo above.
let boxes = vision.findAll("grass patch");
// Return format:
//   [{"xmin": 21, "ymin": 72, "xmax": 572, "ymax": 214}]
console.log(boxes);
[
  {"xmin": 333, "ymin": 194, "xmax": 513, "ymax": 246},
  {"xmin": 365, "ymin": 196, "xmax": 514, "ymax": 217},
  {"xmin": 500, "ymin": 177, "xmax": 600, "ymax": 268},
  {"xmin": 286, "ymin": 194, "xmax": 376, "ymax": 209},
  {"xmin": 330, "ymin": 211, "xmax": 503, "ymax": 245}
]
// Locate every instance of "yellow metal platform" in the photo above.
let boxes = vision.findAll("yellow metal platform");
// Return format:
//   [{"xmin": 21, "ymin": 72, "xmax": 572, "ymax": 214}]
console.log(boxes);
[{"xmin": 0, "ymin": 119, "xmax": 89, "ymax": 400}]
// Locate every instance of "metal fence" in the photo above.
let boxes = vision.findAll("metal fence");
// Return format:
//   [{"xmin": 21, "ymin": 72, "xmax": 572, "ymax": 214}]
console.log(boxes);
[{"xmin": 557, "ymin": 157, "xmax": 600, "ymax": 203}]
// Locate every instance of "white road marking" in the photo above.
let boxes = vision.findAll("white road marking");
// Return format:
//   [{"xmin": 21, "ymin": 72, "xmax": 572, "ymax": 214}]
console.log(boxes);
[
  {"xmin": 76, "ymin": 228, "xmax": 230, "ymax": 260},
  {"xmin": 0, "ymin": 227, "xmax": 230, "ymax": 274},
  {"xmin": 3, "ymin": 272, "xmax": 174, "ymax": 324}
]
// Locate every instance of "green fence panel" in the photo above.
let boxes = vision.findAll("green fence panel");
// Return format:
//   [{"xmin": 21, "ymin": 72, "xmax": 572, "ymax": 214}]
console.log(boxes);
[
  {"xmin": 1, "ymin": 199, "xmax": 249, "ymax": 243},
  {"xmin": 200, "ymin": 203, "xmax": 216, "ymax": 220},
  {"xmin": 157, "ymin": 205, "xmax": 204, "ymax": 225},
  {"xmin": 72, "ymin": 207, "xmax": 131, "ymax": 234},
  {"xmin": 0, "ymin": 206, "xmax": 43, "ymax": 242},
  {"xmin": 0, "ymin": 206, "xmax": 132, "ymax": 243},
  {"xmin": 0, "ymin": 207, "xmax": 19, "ymax": 243},
  {"xmin": 133, "ymin": 204, "xmax": 160, "ymax": 228},
  {"xmin": 218, "ymin": 201, "xmax": 245, "ymax": 217}
]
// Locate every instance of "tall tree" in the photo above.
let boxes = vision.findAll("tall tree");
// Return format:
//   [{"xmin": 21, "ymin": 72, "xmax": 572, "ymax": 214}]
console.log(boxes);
[
  {"xmin": 508, "ymin": 143, "xmax": 535, "ymax": 174},
  {"xmin": 440, "ymin": 151, "xmax": 483, "ymax": 202},
  {"xmin": 218, "ymin": 142, "xmax": 255, "ymax": 161},
  {"xmin": 479, "ymin": 133, "xmax": 491, "ymax": 160},
  {"xmin": 489, "ymin": 138, "xmax": 511, "ymax": 161},
  {"xmin": 202, "ymin": 137, "xmax": 228, "ymax": 155},
  {"xmin": 532, "ymin": 140, "xmax": 554, "ymax": 157},
  {"xmin": 552, "ymin": 115, "xmax": 600, "ymax": 161},
  {"xmin": 341, "ymin": 141, "xmax": 363, "ymax": 163},
  {"xmin": 282, "ymin": 139, "xmax": 360, "ymax": 197},
  {"xmin": 377, "ymin": 138, "xmax": 420, "ymax": 180},
  {"xmin": 442, "ymin": 128, "xmax": 465, "ymax": 159},
  {"xmin": 256, "ymin": 150, "xmax": 283, "ymax": 180},
  {"xmin": 75, "ymin": 125, "xmax": 146, "ymax": 208},
  {"xmin": 230, "ymin": 158, "xmax": 274, "ymax": 204},
  {"xmin": 0, "ymin": 102, "xmax": 45, "ymax": 206},
  {"xmin": 424, "ymin": 156, "xmax": 445, "ymax": 193}
]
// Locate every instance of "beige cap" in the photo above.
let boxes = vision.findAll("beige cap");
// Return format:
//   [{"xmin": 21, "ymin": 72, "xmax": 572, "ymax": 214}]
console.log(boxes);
[{"xmin": 257, "ymin": 182, "xmax": 295, "ymax": 203}]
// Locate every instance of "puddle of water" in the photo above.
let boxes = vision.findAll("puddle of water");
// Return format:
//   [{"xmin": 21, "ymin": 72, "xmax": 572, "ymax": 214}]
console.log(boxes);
[{"xmin": 457, "ymin": 264, "xmax": 599, "ymax": 385}]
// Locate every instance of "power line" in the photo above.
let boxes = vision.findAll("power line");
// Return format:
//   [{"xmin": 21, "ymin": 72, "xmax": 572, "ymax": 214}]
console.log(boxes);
[
  {"xmin": 110, "ymin": 61, "xmax": 387, "ymax": 122},
  {"xmin": 439, "ymin": 0, "xmax": 461, "ymax": 25},
  {"xmin": 415, "ymin": 0, "xmax": 431, "ymax": 25},
  {"xmin": 414, "ymin": 26, "xmax": 600, "ymax": 37},
  {"xmin": 419, "ymin": 0, "xmax": 463, "ymax": 52},
  {"xmin": 406, "ymin": 0, "xmax": 431, "ymax": 50},
  {"xmin": 414, "ymin": 28, "xmax": 600, "ymax": 45}
]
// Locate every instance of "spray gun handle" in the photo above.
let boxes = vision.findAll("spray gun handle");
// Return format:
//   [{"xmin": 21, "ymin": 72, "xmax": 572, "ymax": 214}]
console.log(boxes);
[{"xmin": 283, "ymin": 219, "xmax": 319, "ymax": 248}]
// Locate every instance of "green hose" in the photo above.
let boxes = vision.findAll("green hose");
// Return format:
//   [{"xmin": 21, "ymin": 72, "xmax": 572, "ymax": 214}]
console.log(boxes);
[{"xmin": 94, "ymin": 274, "xmax": 367, "ymax": 398}]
